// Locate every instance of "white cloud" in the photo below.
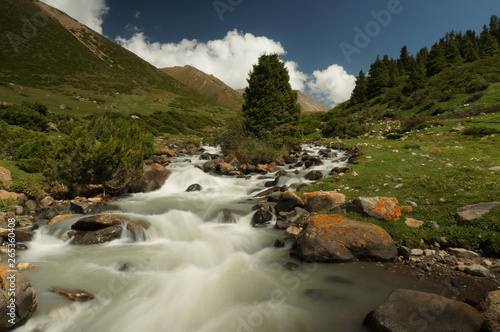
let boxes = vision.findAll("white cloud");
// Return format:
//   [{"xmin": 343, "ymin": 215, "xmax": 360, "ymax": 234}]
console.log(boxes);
[
  {"xmin": 40, "ymin": 0, "xmax": 109, "ymax": 34},
  {"xmin": 116, "ymin": 29, "xmax": 355, "ymax": 106},
  {"xmin": 116, "ymin": 30, "xmax": 309, "ymax": 91},
  {"xmin": 307, "ymin": 65, "xmax": 356, "ymax": 107}
]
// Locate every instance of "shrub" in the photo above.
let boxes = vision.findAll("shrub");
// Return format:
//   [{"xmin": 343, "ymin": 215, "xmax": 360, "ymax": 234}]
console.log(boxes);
[
  {"xmin": 0, "ymin": 198, "xmax": 16, "ymax": 212},
  {"xmin": 0, "ymin": 104, "xmax": 48, "ymax": 131},
  {"xmin": 322, "ymin": 116, "xmax": 367, "ymax": 138},
  {"xmin": 55, "ymin": 115, "xmax": 154, "ymax": 195},
  {"xmin": 462, "ymin": 126, "xmax": 499, "ymax": 137}
]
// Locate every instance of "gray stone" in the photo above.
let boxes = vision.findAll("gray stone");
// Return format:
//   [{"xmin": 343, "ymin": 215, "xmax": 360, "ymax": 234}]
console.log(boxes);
[
  {"xmin": 25, "ymin": 200, "xmax": 38, "ymax": 211},
  {"xmin": 276, "ymin": 207, "xmax": 310, "ymax": 230},
  {"xmin": 305, "ymin": 170, "xmax": 323, "ymax": 181},
  {"xmin": 39, "ymin": 196, "xmax": 55, "ymax": 207},
  {"xmin": 186, "ymin": 184, "xmax": 202, "ymax": 192},
  {"xmin": 71, "ymin": 214, "xmax": 130, "ymax": 231},
  {"xmin": 456, "ymin": 202, "xmax": 500, "ymax": 223},
  {"xmin": 364, "ymin": 289, "xmax": 484, "ymax": 332},
  {"xmin": 464, "ymin": 264, "xmax": 490, "ymax": 277},
  {"xmin": 129, "ymin": 163, "xmax": 171, "ymax": 193}
]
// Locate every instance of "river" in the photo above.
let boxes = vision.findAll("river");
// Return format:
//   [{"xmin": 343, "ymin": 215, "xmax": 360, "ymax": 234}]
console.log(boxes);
[{"xmin": 15, "ymin": 144, "xmax": 424, "ymax": 332}]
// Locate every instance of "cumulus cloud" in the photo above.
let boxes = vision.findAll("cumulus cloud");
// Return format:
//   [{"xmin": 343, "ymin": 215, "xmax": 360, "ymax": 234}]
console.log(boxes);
[
  {"xmin": 307, "ymin": 65, "xmax": 356, "ymax": 107},
  {"xmin": 116, "ymin": 30, "xmax": 310, "ymax": 91},
  {"xmin": 40, "ymin": 0, "xmax": 109, "ymax": 34}
]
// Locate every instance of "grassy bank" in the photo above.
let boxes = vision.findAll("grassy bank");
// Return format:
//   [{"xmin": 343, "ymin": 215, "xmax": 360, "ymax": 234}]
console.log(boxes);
[{"xmin": 299, "ymin": 113, "xmax": 500, "ymax": 254}]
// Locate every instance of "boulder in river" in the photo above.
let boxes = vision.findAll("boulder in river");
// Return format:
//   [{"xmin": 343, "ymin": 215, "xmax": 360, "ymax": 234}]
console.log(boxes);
[
  {"xmin": 305, "ymin": 170, "xmax": 323, "ymax": 181},
  {"xmin": 276, "ymin": 207, "xmax": 310, "ymax": 229},
  {"xmin": 129, "ymin": 163, "xmax": 171, "ymax": 193},
  {"xmin": 49, "ymin": 287, "xmax": 95, "ymax": 302},
  {"xmin": 71, "ymin": 214, "xmax": 130, "ymax": 231},
  {"xmin": 364, "ymin": 289, "xmax": 484, "ymax": 332},
  {"xmin": 344, "ymin": 196, "xmax": 402, "ymax": 221},
  {"xmin": 296, "ymin": 214, "xmax": 397, "ymax": 262},
  {"xmin": 68, "ymin": 226, "xmax": 123, "ymax": 245},
  {"xmin": 0, "ymin": 263, "xmax": 37, "ymax": 330},
  {"xmin": 275, "ymin": 191, "xmax": 305, "ymax": 214}
]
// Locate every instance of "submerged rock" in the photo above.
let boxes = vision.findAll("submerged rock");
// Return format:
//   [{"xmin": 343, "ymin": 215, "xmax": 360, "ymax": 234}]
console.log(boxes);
[
  {"xmin": 364, "ymin": 289, "xmax": 484, "ymax": 332},
  {"xmin": 49, "ymin": 287, "xmax": 95, "ymax": 302},
  {"xmin": 296, "ymin": 214, "xmax": 397, "ymax": 262}
]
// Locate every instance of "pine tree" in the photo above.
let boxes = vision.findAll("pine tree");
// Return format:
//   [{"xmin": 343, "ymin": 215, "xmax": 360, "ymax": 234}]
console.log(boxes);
[
  {"xmin": 350, "ymin": 70, "xmax": 368, "ymax": 105},
  {"xmin": 403, "ymin": 61, "xmax": 426, "ymax": 95},
  {"xmin": 479, "ymin": 25, "xmax": 499, "ymax": 57},
  {"xmin": 367, "ymin": 56, "xmax": 390, "ymax": 97},
  {"xmin": 398, "ymin": 45, "xmax": 414, "ymax": 74},
  {"xmin": 427, "ymin": 43, "xmax": 448, "ymax": 76},
  {"xmin": 242, "ymin": 54, "xmax": 301, "ymax": 145},
  {"xmin": 461, "ymin": 30, "xmax": 480, "ymax": 62}
]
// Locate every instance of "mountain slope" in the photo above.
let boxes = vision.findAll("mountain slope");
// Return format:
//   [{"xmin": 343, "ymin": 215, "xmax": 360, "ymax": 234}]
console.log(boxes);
[
  {"xmin": 161, "ymin": 66, "xmax": 244, "ymax": 110},
  {"xmin": 0, "ymin": 0, "xmax": 215, "ymax": 108}
]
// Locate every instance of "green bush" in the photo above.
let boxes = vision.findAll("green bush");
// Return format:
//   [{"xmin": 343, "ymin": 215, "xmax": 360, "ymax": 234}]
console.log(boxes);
[
  {"xmin": 322, "ymin": 116, "xmax": 367, "ymax": 138},
  {"xmin": 462, "ymin": 126, "xmax": 499, "ymax": 137},
  {"xmin": 0, "ymin": 104, "xmax": 49, "ymax": 131},
  {"xmin": 55, "ymin": 115, "xmax": 154, "ymax": 195},
  {"xmin": 0, "ymin": 198, "xmax": 16, "ymax": 212}
]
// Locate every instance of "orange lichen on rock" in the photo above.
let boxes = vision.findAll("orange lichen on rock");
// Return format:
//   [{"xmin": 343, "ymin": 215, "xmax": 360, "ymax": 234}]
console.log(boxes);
[
  {"xmin": 369, "ymin": 197, "xmax": 401, "ymax": 221},
  {"xmin": 310, "ymin": 214, "xmax": 348, "ymax": 226},
  {"xmin": 400, "ymin": 205, "xmax": 413, "ymax": 213}
]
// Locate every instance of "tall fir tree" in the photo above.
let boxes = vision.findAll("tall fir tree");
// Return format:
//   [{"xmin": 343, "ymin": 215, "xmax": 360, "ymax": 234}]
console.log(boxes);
[
  {"xmin": 479, "ymin": 25, "xmax": 499, "ymax": 57},
  {"xmin": 242, "ymin": 54, "xmax": 301, "ymax": 145},
  {"xmin": 427, "ymin": 43, "xmax": 448, "ymax": 76},
  {"xmin": 350, "ymin": 70, "xmax": 368, "ymax": 105},
  {"xmin": 461, "ymin": 30, "xmax": 480, "ymax": 62},
  {"xmin": 367, "ymin": 56, "xmax": 390, "ymax": 97},
  {"xmin": 398, "ymin": 45, "xmax": 415, "ymax": 75}
]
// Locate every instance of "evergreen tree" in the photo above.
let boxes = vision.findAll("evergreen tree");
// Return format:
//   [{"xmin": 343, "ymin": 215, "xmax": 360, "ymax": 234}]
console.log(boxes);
[
  {"xmin": 479, "ymin": 25, "xmax": 499, "ymax": 57},
  {"xmin": 403, "ymin": 61, "xmax": 426, "ymax": 95},
  {"xmin": 490, "ymin": 15, "xmax": 500, "ymax": 43},
  {"xmin": 398, "ymin": 45, "xmax": 414, "ymax": 74},
  {"xmin": 427, "ymin": 43, "xmax": 448, "ymax": 76},
  {"xmin": 242, "ymin": 54, "xmax": 301, "ymax": 146},
  {"xmin": 367, "ymin": 56, "xmax": 389, "ymax": 97},
  {"xmin": 350, "ymin": 70, "xmax": 368, "ymax": 105},
  {"xmin": 443, "ymin": 32, "xmax": 462, "ymax": 64},
  {"xmin": 461, "ymin": 30, "xmax": 480, "ymax": 62}
]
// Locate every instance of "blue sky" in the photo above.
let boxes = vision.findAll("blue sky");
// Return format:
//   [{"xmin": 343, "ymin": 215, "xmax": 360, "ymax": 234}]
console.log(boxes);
[{"xmin": 41, "ymin": 0, "xmax": 499, "ymax": 105}]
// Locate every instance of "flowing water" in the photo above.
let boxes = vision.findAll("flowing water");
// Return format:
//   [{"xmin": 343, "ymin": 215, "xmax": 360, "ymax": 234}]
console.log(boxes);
[{"xmin": 15, "ymin": 145, "xmax": 425, "ymax": 332}]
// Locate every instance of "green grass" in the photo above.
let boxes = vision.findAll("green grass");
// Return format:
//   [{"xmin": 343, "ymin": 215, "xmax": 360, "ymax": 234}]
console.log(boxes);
[
  {"xmin": 0, "ymin": 160, "xmax": 47, "ymax": 199},
  {"xmin": 300, "ymin": 116, "xmax": 500, "ymax": 254}
]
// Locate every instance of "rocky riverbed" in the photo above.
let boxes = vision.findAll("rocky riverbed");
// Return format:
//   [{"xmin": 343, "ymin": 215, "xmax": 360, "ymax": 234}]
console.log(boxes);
[{"xmin": 0, "ymin": 142, "xmax": 498, "ymax": 332}]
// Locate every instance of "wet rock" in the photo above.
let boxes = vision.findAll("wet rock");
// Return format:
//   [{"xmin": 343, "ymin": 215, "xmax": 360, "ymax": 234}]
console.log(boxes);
[
  {"xmin": 456, "ymin": 202, "xmax": 500, "ymax": 223},
  {"xmin": 186, "ymin": 184, "xmax": 202, "ymax": 192},
  {"xmin": 275, "ymin": 191, "xmax": 304, "ymax": 214},
  {"xmin": 256, "ymin": 164, "xmax": 279, "ymax": 174},
  {"xmin": 304, "ymin": 191, "xmax": 346, "ymax": 213},
  {"xmin": 0, "ymin": 263, "xmax": 37, "ymax": 330},
  {"xmin": 284, "ymin": 262, "xmax": 300, "ymax": 271},
  {"xmin": 48, "ymin": 214, "xmax": 75, "ymax": 226},
  {"xmin": 39, "ymin": 196, "xmax": 55, "ymax": 207},
  {"xmin": 345, "ymin": 197, "xmax": 402, "ymax": 221},
  {"xmin": 251, "ymin": 204, "xmax": 273, "ymax": 227},
  {"xmin": 70, "ymin": 201, "xmax": 120, "ymax": 215},
  {"xmin": 274, "ymin": 239, "xmax": 285, "ymax": 248},
  {"xmin": 276, "ymin": 207, "xmax": 310, "ymax": 230},
  {"xmin": 254, "ymin": 186, "xmax": 286, "ymax": 198},
  {"xmin": 16, "ymin": 262, "xmax": 37, "ymax": 271},
  {"xmin": 364, "ymin": 289, "xmax": 483, "ymax": 332},
  {"xmin": 296, "ymin": 214, "xmax": 397, "ymax": 262},
  {"xmin": 69, "ymin": 226, "xmax": 123, "ymax": 245},
  {"xmin": 129, "ymin": 163, "xmax": 171, "ymax": 193},
  {"xmin": 71, "ymin": 214, "xmax": 130, "ymax": 231},
  {"xmin": 483, "ymin": 290, "xmax": 500, "ymax": 332},
  {"xmin": 126, "ymin": 220, "xmax": 151, "ymax": 241},
  {"xmin": 0, "ymin": 228, "xmax": 35, "ymax": 242},
  {"xmin": 202, "ymin": 158, "xmax": 223, "ymax": 173},
  {"xmin": 49, "ymin": 287, "xmax": 95, "ymax": 302},
  {"xmin": 464, "ymin": 264, "xmax": 490, "ymax": 277},
  {"xmin": 452, "ymin": 277, "xmax": 468, "ymax": 290},
  {"xmin": 219, "ymin": 162, "xmax": 237, "ymax": 175},
  {"xmin": 305, "ymin": 170, "xmax": 323, "ymax": 181},
  {"xmin": 220, "ymin": 210, "xmax": 237, "ymax": 224},
  {"xmin": 0, "ymin": 167, "xmax": 12, "ymax": 189}
]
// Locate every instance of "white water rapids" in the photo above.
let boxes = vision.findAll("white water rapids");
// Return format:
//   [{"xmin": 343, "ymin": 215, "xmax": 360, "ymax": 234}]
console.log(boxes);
[{"xmin": 15, "ymin": 145, "xmax": 426, "ymax": 332}]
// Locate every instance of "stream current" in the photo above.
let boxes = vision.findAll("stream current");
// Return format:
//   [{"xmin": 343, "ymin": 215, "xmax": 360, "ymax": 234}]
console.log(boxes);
[{"xmin": 15, "ymin": 145, "xmax": 424, "ymax": 332}]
